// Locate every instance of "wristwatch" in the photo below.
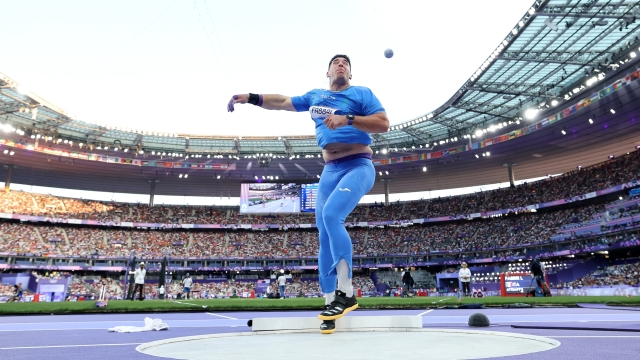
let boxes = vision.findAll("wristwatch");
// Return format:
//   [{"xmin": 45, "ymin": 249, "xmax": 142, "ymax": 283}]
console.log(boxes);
[{"xmin": 346, "ymin": 114, "xmax": 355, "ymax": 126}]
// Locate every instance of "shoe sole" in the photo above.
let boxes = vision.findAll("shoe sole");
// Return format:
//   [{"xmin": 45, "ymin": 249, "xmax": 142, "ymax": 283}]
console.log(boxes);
[
  {"xmin": 317, "ymin": 303, "xmax": 358, "ymax": 321},
  {"xmin": 320, "ymin": 328, "xmax": 335, "ymax": 334}
]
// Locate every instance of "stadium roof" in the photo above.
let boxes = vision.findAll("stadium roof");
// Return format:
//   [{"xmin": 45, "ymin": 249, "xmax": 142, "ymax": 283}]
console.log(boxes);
[
  {"xmin": 1, "ymin": 0, "xmax": 639, "ymax": 156},
  {"xmin": 1, "ymin": 0, "xmax": 640, "ymax": 196}
]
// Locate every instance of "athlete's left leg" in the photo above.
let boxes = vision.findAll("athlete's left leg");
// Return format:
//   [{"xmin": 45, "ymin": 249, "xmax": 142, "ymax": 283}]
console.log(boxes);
[
  {"xmin": 323, "ymin": 160, "xmax": 375, "ymax": 280},
  {"xmin": 318, "ymin": 159, "xmax": 374, "ymax": 321}
]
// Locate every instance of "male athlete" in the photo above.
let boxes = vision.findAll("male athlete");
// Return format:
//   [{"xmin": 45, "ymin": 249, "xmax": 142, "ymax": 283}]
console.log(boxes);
[{"xmin": 228, "ymin": 54, "xmax": 389, "ymax": 333}]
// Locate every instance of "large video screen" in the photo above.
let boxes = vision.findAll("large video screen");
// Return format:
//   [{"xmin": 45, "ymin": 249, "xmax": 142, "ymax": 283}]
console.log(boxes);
[{"xmin": 240, "ymin": 183, "xmax": 302, "ymax": 213}]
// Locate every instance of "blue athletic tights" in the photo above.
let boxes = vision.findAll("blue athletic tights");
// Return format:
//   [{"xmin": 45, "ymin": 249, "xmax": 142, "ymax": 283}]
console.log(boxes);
[{"xmin": 316, "ymin": 156, "xmax": 375, "ymax": 294}]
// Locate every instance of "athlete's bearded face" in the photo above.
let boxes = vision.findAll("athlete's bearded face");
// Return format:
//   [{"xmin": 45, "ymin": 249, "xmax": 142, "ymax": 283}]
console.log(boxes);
[{"xmin": 327, "ymin": 57, "xmax": 351, "ymax": 85}]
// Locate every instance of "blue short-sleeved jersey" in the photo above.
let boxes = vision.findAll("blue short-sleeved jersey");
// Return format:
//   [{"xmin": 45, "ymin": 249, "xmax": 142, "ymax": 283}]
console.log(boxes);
[{"xmin": 290, "ymin": 86, "xmax": 385, "ymax": 149}]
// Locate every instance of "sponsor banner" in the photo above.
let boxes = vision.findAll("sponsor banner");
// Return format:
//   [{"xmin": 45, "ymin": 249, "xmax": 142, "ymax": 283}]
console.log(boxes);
[
  {"xmin": 193, "ymin": 224, "xmax": 223, "ymax": 229},
  {"xmin": 423, "ymin": 216, "xmax": 454, "ymax": 222},
  {"xmin": 538, "ymin": 199, "xmax": 568, "ymax": 208},
  {"xmin": 595, "ymin": 182, "xmax": 633, "ymax": 196},
  {"xmin": 368, "ymin": 221, "xmax": 390, "ymax": 226}
]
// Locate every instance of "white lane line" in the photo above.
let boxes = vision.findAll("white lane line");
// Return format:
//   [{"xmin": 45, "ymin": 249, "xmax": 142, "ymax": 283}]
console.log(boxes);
[
  {"xmin": 1, "ymin": 343, "xmax": 141, "ymax": 350},
  {"xmin": 174, "ymin": 301, "xmax": 207, "ymax": 308},
  {"xmin": 549, "ymin": 336, "xmax": 640, "ymax": 338},
  {"xmin": 418, "ymin": 309, "xmax": 434, "ymax": 316},
  {"xmin": 423, "ymin": 320, "xmax": 640, "ymax": 324},
  {"xmin": 0, "ymin": 324, "xmax": 245, "ymax": 332},
  {"xmin": 205, "ymin": 313, "xmax": 238, "ymax": 320}
]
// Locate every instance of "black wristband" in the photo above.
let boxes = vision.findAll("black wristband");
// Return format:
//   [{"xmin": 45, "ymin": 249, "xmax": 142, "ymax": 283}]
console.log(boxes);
[{"xmin": 248, "ymin": 93, "xmax": 260, "ymax": 105}]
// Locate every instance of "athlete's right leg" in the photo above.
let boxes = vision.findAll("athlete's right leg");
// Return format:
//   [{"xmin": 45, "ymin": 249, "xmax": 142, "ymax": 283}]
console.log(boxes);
[
  {"xmin": 316, "ymin": 166, "xmax": 339, "ymax": 298},
  {"xmin": 316, "ymin": 168, "xmax": 340, "ymax": 333}
]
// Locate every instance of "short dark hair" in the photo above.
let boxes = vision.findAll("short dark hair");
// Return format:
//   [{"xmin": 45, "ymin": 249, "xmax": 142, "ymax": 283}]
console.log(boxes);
[{"xmin": 328, "ymin": 54, "xmax": 351, "ymax": 70}]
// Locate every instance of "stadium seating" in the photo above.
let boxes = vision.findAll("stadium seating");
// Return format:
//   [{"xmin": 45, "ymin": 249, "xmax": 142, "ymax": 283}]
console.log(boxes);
[{"xmin": 0, "ymin": 150, "xmax": 638, "ymax": 263}]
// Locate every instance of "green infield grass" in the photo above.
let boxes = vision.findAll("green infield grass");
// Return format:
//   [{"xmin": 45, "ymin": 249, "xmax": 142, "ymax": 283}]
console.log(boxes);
[{"xmin": 1, "ymin": 295, "xmax": 639, "ymax": 315}]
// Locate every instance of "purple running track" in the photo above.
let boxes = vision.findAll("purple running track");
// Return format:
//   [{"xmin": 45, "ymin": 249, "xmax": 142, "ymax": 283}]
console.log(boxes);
[{"xmin": 1, "ymin": 307, "xmax": 640, "ymax": 359}]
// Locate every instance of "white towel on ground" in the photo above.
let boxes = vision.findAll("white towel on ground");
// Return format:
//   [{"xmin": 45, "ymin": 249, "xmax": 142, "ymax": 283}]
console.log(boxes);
[{"xmin": 108, "ymin": 317, "xmax": 169, "ymax": 333}]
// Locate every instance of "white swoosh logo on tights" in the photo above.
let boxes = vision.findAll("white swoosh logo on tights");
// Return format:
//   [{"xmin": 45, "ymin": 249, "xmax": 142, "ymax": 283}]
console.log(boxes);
[{"xmin": 339, "ymin": 188, "xmax": 351, "ymax": 192}]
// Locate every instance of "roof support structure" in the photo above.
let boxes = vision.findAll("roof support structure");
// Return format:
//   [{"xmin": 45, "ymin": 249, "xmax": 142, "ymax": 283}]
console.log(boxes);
[
  {"xmin": 498, "ymin": 51, "xmax": 605, "ymax": 66},
  {"xmin": 453, "ymin": 101, "xmax": 520, "ymax": 119},
  {"xmin": 467, "ymin": 83, "xmax": 559, "ymax": 98},
  {"xmin": 451, "ymin": 106, "xmax": 515, "ymax": 120},
  {"xmin": 401, "ymin": 128, "xmax": 431, "ymax": 143},
  {"xmin": 535, "ymin": 3, "xmax": 640, "ymax": 20}
]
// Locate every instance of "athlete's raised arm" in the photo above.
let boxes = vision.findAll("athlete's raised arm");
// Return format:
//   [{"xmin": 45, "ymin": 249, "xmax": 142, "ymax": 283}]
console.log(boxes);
[{"xmin": 227, "ymin": 93, "xmax": 296, "ymax": 112}]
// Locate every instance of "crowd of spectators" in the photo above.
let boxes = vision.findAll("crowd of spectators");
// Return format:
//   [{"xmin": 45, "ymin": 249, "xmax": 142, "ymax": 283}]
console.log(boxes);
[
  {"xmin": 411, "ymin": 223, "xmax": 458, "ymax": 253},
  {"xmin": 129, "ymin": 230, "xmax": 190, "ymax": 258},
  {"xmin": 0, "ymin": 148, "xmax": 639, "ymax": 259},
  {"xmin": 88, "ymin": 278, "xmax": 123, "ymax": 299},
  {"xmin": 62, "ymin": 227, "xmax": 116, "ymax": 257},
  {"xmin": 0, "ymin": 284, "xmax": 32, "ymax": 298},
  {"xmin": 190, "ymin": 232, "xmax": 227, "ymax": 257},
  {"xmin": 0, "ymin": 149, "xmax": 637, "ymax": 226},
  {"xmin": 0, "ymin": 201, "xmax": 626, "ymax": 259},
  {"xmin": 0, "ymin": 223, "xmax": 56, "ymax": 255},
  {"xmin": 562, "ymin": 261, "xmax": 640, "ymax": 288}
]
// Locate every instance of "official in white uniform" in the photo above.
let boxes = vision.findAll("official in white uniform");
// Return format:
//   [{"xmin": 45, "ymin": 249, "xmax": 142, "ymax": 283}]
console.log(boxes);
[
  {"xmin": 183, "ymin": 274, "xmax": 193, "ymax": 300},
  {"xmin": 459, "ymin": 262, "xmax": 471, "ymax": 297},
  {"xmin": 278, "ymin": 271, "xmax": 287, "ymax": 299},
  {"xmin": 132, "ymin": 262, "xmax": 146, "ymax": 301}
]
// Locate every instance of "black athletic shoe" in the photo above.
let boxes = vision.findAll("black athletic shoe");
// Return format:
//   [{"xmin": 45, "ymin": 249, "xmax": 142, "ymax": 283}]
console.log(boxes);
[
  {"xmin": 320, "ymin": 306, "xmax": 336, "ymax": 334},
  {"xmin": 318, "ymin": 290, "xmax": 358, "ymax": 321}
]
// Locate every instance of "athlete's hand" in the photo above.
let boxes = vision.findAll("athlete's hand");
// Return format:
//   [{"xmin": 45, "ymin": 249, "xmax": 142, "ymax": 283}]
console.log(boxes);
[
  {"xmin": 227, "ymin": 94, "xmax": 249, "ymax": 112},
  {"xmin": 323, "ymin": 114, "xmax": 348, "ymax": 130}
]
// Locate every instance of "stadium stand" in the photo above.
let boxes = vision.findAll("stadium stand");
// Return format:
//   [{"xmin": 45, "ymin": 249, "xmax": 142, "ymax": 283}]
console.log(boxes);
[{"xmin": 0, "ymin": 149, "xmax": 638, "ymax": 226}]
